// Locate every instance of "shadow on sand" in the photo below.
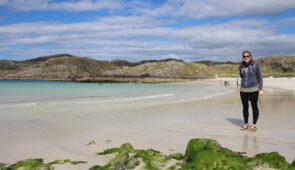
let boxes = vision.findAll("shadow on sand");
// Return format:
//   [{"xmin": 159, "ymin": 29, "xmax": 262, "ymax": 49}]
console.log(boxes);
[{"xmin": 226, "ymin": 118, "xmax": 244, "ymax": 127}]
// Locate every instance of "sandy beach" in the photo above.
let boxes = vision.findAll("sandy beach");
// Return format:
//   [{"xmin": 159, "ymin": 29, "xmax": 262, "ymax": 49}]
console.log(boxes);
[{"xmin": 0, "ymin": 78, "xmax": 294, "ymax": 169}]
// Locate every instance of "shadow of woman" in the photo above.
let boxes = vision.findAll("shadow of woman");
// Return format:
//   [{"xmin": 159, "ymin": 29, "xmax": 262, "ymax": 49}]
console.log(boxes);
[{"xmin": 226, "ymin": 118, "xmax": 244, "ymax": 127}]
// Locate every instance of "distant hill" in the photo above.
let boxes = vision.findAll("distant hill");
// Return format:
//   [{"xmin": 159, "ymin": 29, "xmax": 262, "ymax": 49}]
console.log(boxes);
[{"xmin": 0, "ymin": 54, "xmax": 294, "ymax": 82}]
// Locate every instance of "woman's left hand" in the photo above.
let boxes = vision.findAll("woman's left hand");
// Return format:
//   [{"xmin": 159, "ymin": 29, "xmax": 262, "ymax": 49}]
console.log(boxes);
[{"xmin": 259, "ymin": 90, "xmax": 263, "ymax": 96}]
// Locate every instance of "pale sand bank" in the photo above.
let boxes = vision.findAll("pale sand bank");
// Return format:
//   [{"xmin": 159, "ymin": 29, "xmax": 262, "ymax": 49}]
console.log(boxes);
[
  {"xmin": 0, "ymin": 78, "xmax": 294, "ymax": 169},
  {"xmin": 193, "ymin": 77, "xmax": 295, "ymax": 91}
]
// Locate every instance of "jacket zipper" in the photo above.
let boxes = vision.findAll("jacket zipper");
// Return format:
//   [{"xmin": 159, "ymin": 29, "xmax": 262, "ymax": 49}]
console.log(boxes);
[{"xmin": 245, "ymin": 67, "xmax": 248, "ymax": 87}]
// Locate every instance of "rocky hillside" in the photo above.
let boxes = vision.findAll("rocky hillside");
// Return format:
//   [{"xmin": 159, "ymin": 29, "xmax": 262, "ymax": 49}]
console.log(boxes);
[
  {"xmin": 0, "ymin": 54, "xmax": 120, "ymax": 80},
  {"xmin": 256, "ymin": 55, "xmax": 295, "ymax": 76},
  {"xmin": 196, "ymin": 55, "xmax": 295, "ymax": 78},
  {"xmin": 0, "ymin": 54, "xmax": 294, "ymax": 82}
]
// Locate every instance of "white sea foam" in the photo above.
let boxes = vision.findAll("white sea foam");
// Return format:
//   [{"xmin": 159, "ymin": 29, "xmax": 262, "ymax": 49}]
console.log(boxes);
[{"xmin": 50, "ymin": 93, "xmax": 175, "ymax": 104}]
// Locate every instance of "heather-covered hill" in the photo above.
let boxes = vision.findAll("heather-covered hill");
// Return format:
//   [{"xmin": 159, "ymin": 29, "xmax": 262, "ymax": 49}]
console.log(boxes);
[{"xmin": 0, "ymin": 54, "xmax": 294, "ymax": 82}]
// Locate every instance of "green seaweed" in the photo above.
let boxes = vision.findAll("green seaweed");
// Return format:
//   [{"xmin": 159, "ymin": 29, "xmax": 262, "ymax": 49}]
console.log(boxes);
[
  {"xmin": 181, "ymin": 138, "xmax": 295, "ymax": 170},
  {"xmin": 96, "ymin": 142, "xmax": 134, "ymax": 156},
  {"xmin": 134, "ymin": 149, "xmax": 171, "ymax": 170},
  {"xmin": 47, "ymin": 159, "xmax": 71, "ymax": 165},
  {"xmin": 3, "ymin": 138, "xmax": 294, "ymax": 170},
  {"xmin": 248, "ymin": 152, "xmax": 292, "ymax": 169},
  {"xmin": 168, "ymin": 153, "xmax": 184, "ymax": 161},
  {"xmin": 91, "ymin": 143, "xmax": 138, "ymax": 170},
  {"xmin": 91, "ymin": 138, "xmax": 295, "ymax": 170},
  {"xmin": 120, "ymin": 143, "xmax": 135, "ymax": 153},
  {"xmin": 91, "ymin": 143, "xmax": 172, "ymax": 170},
  {"xmin": 87, "ymin": 140, "xmax": 96, "ymax": 146},
  {"xmin": 89, "ymin": 165, "xmax": 107, "ymax": 170},
  {"xmin": 0, "ymin": 162, "xmax": 8, "ymax": 170},
  {"xmin": 6, "ymin": 159, "xmax": 52, "ymax": 170},
  {"xmin": 183, "ymin": 138, "xmax": 251, "ymax": 169},
  {"xmin": 1, "ymin": 158, "xmax": 86, "ymax": 170},
  {"xmin": 70, "ymin": 160, "xmax": 87, "ymax": 165},
  {"xmin": 96, "ymin": 147, "xmax": 121, "ymax": 155},
  {"xmin": 125, "ymin": 155, "xmax": 140, "ymax": 169}
]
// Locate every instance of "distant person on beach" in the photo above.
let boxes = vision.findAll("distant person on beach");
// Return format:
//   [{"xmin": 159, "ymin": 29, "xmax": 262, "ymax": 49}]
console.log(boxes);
[
  {"xmin": 239, "ymin": 50, "xmax": 263, "ymax": 131},
  {"xmin": 223, "ymin": 81, "xmax": 230, "ymax": 87}
]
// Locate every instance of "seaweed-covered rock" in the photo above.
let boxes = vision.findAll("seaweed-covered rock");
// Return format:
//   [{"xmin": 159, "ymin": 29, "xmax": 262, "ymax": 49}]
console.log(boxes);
[
  {"xmin": 168, "ymin": 153, "xmax": 184, "ymax": 161},
  {"xmin": 291, "ymin": 159, "xmax": 295, "ymax": 167},
  {"xmin": 0, "ymin": 163, "xmax": 8, "ymax": 170},
  {"xmin": 120, "ymin": 143, "xmax": 135, "ymax": 153},
  {"xmin": 7, "ymin": 159, "xmax": 53, "ymax": 170},
  {"xmin": 99, "ymin": 151, "xmax": 129, "ymax": 170},
  {"xmin": 96, "ymin": 142, "xmax": 134, "ymax": 156},
  {"xmin": 0, "ymin": 163, "xmax": 6, "ymax": 167},
  {"xmin": 89, "ymin": 165, "xmax": 104, "ymax": 170},
  {"xmin": 3, "ymin": 138, "xmax": 294, "ymax": 170},
  {"xmin": 181, "ymin": 138, "xmax": 295, "ymax": 170},
  {"xmin": 93, "ymin": 143, "xmax": 172, "ymax": 170},
  {"xmin": 183, "ymin": 138, "xmax": 249, "ymax": 169},
  {"xmin": 93, "ymin": 143, "xmax": 137, "ymax": 169},
  {"xmin": 125, "ymin": 156, "xmax": 140, "ymax": 169},
  {"xmin": 134, "ymin": 149, "xmax": 171, "ymax": 169},
  {"xmin": 248, "ymin": 152, "xmax": 292, "ymax": 169},
  {"xmin": 114, "ymin": 151, "xmax": 129, "ymax": 166}
]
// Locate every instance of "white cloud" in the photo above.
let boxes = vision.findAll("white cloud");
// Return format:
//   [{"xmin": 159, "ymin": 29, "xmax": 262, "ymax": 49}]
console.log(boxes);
[
  {"xmin": 2, "ymin": 0, "xmax": 295, "ymax": 18},
  {"xmin": 0, "ymin": 0, "xmax": 9, "ymax": 5},
  {"xmin": 140, "ymin": 0, "xmax": 295, "ymax": 19},
  {"xmin": 1, "ymin": 0, "xmax": 122, "ymax": 11},
  {"xmin": 276, "ymin": 17, "xmax": 295, "ymax": 27},
  {"xmin": 1, "ymin": 15, "xmax": 295, "ymax": 61}
]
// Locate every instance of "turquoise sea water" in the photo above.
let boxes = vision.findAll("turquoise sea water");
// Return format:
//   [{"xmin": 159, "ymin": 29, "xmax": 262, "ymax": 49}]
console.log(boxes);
[{"xmin": 0, "ymin": 80, "xmax": 229, "ymax": 107}]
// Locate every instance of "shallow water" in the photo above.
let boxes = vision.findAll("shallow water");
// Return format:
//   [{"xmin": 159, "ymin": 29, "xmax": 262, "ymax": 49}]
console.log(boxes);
[{"xmin": 0, "ymin": 80, "xmax": 229, "ymax": 108}]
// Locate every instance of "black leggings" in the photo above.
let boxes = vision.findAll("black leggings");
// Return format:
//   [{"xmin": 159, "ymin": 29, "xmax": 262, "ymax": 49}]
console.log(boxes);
[{"xmin": 240, "ymin": 91, "xmax": 259, "ymax": 124}]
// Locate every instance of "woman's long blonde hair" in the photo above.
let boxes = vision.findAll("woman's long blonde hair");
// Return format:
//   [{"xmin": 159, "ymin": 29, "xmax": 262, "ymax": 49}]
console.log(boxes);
[{"xmin": 242, "ymin": 50, "xmax": 255, "ymax": 61}]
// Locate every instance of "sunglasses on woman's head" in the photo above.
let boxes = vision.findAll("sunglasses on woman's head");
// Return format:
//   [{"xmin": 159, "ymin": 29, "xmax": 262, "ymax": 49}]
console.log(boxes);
[{"xmin": 243, "ymin": 55, "xmax": 251, "ymax": 58}]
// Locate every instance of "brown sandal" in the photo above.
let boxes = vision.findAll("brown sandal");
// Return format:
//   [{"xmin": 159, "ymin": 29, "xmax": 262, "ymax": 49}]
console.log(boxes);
[
  {"xmin": 240, "ymin": 124, "xmax": 249, "ymax": 130},
  {"xmin": 249, "ymin": 125, "xmax": 257, "ymax": 131}
]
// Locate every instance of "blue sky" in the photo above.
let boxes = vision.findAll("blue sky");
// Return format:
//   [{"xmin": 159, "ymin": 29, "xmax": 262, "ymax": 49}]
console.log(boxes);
[{"xmin": 0, "ymin": 0, "xmax": 295, "ymax": 62}]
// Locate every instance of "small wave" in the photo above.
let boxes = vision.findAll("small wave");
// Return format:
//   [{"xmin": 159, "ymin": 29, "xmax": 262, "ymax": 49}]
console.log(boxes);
[
  {"xmin": 61, "ymin": 93, "xmax": 175, "ymax": 104},
  {"xmin": 168, "ymin": 89, "xmax": 233, "ymax": 104},
  {"xmin": 0, "ymin": 102, "xmax": 37, "ymax": 108}
]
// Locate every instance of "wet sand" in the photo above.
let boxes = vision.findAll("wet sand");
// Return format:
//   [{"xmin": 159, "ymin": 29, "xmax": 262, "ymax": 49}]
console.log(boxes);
[{"xmin": 0, "ymin": 78, "xmax": 294, "ymax": 169}]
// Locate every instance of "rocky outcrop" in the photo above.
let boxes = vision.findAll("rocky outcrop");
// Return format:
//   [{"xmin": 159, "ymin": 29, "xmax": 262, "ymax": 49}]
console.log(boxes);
[
  {"xmin": 90, "ymin": 138, "xmax": 295, "ymax": 170},
  {"xmin": 1, "ymin": 138, "xmax": 294, "ymax": 169},
  {"xmin": 183, "ymin": 138, "xmax": 293, "ymax": 169},
  {"xmin": 257, "ymin": 55, "xmax": 295, "ymax": 72}
]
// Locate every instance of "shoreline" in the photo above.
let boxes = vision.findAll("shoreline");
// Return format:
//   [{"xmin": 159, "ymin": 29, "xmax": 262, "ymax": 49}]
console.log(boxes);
[
  {"xmin": 0, "ymin": 77, "xmax": 196, "ymax": 83},
  {"xmin": 1, "ymin": 77, "xmax": 295, "ymax": 85}
]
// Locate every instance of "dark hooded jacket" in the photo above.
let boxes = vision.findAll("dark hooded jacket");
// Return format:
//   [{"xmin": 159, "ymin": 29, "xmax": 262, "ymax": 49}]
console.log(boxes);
[{"xmin": 239, "ymin": 60, "xmax": 263, "ymax": 91}]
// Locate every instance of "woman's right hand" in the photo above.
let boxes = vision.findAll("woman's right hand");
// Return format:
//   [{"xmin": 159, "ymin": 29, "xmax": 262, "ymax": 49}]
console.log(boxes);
[{"xmin": 259, "ymin": 90, "xmax": 263, "ymax": 96}]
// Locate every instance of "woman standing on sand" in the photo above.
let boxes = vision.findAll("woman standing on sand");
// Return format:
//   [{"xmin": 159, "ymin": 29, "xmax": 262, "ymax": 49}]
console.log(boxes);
[{"xmin": 239, "ymin": 50, "xmax": 263, "ymax": 131}]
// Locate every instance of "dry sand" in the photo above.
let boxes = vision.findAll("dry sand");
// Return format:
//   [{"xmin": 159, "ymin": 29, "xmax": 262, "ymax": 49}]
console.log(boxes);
[{"xmin": 0, "ymin": 78, "xmax": 294, "ymax": 169}]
